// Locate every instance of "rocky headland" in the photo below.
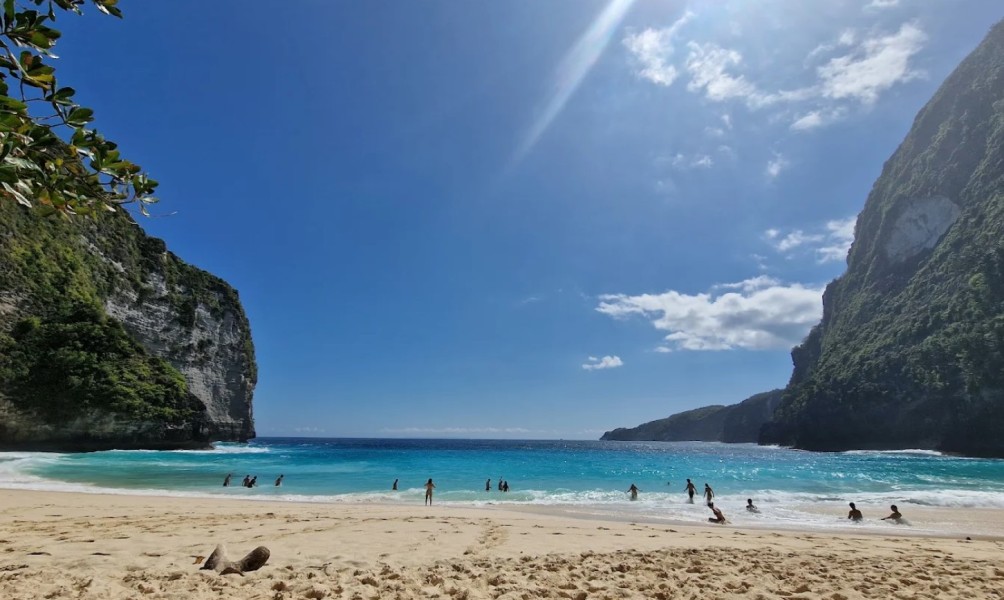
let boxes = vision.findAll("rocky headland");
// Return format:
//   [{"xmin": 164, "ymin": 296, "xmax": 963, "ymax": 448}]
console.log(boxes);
[
  {"xmin": 603, "ymin": 21, "xmax": 1004, "ymax": 457},
  {"xmin": 0, "ymin": 201, "xmax": 256, "ymax": 451}
]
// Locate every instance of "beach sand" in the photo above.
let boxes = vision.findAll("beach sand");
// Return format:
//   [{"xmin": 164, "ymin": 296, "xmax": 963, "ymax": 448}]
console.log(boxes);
[{"xmin": 1, "ymin": 490, "xmax": 1003, "ymax": 599}]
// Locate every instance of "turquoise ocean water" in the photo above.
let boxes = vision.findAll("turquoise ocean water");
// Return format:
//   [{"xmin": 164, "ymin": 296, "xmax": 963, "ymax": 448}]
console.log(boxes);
[{"xmin": 3, "ymin": 438, "xmax": 1004, "ymax": 533}]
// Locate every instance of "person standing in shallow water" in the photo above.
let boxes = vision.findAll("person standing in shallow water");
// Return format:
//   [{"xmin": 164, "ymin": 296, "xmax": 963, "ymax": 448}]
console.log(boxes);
[
  {"xmin": 684, "ymin": 479, "xmax": 697, "ymax": 503},
  {"xmin": 223, "ymin": 473, "xmax": 232, "ymax": 487},
  {"xmin": 392, "ymin": 479, "xmax": 398, "ymax": 491},
  {"xmin": 274, "ymin": 474, "xmax": 284, "ymax": 487},
  {"xmin": 703, "ymin": 483, "xmax": 715, "ymax": 506},
  {"xmin": 424, "ymin": 478, "xmax": 436, "ymax": 505},
  {"xmin": 486, "ymin": 478, "xmax": 491, "ymax": 492},
  {"xmin": 847, "ymin": 502, "xmax": 863, "ymax": 521},
  {"xmin": 627, "ymin": 484, "xmax": 640, "ymax": 500}
]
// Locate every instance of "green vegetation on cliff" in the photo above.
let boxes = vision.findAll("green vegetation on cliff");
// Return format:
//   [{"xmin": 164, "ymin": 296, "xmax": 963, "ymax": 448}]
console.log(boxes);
[
  {"xmin": 0, "ymin": 303, "xmax": 196, "ymax": 422},
  {"xmin": 763, "ymin": 21, "xmax": 1004, "ymax": 457},
  {"xmin": 0, "ymin": 2, "xmax": 254, "ymax": 450},
  {"xmin": 0, "ymin": 198, "xmax": 257, "ymax": 448}
]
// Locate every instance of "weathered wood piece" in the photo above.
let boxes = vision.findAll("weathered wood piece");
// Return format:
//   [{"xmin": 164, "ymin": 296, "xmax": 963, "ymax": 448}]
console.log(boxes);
[{"xmin": 199, "ymin": 544, "xmax": 270, "ymax": 575}]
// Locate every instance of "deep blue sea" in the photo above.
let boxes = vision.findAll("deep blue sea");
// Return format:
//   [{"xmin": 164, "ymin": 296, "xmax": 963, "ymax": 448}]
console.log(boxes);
[{"xmin": 3, "ymin": 438, "xmax": 1004, "ymax": 533}]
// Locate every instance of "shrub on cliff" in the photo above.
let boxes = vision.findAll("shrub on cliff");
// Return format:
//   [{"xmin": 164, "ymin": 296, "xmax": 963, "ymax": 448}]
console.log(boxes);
[{"xmin": 0, "ymin": 302, "xmax": 196, "ymax": 423}]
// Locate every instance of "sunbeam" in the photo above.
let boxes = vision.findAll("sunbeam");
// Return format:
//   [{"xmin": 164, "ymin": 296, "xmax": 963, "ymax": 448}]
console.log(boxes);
[{"xmin": 511, "ymin": 0, "xmax": 638, "ymax": 166}]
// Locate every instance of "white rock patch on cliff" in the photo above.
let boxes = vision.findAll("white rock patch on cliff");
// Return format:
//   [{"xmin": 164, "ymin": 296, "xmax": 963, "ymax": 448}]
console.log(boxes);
[
  {"xmin": 104, "ymin": 274, "xmax": 254, "ymax": 440},
  {"xmin": 884, "ymin": 196, "xmax": 960, "ymax": 263}
]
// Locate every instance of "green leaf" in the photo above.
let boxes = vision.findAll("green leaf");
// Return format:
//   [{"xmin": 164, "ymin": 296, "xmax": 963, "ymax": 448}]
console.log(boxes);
[
  {"xmin": 48, "ymin": 86, "xmax": 76, "ymax": 104},
  {"xmin": 0, "ymin": 95, "xmax": 28, "ymax": 112},
  {"xmin": 28, "ymin": 30, "xmax": 57, "ymax": 49},
  {"xmin": 66, "ymin": 107, "xmax": 94, "ymax": 126}
]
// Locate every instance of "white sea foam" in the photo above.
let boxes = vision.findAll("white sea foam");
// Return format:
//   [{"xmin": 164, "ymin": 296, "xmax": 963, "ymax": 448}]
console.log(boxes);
[
  {"xmin": 0, "ymin": 452, "xmax": 66, "ymax": 486},
  {"xmin": 840, "ymin": 449, "xmax": 946, "ymax": 457},
  {"xmin": 101, "ymin": 443, "xmax": 271, "ymax": 455},
  {"xmin": 0, "ymin": 469, "xmax": 999, "ymax": 537}
]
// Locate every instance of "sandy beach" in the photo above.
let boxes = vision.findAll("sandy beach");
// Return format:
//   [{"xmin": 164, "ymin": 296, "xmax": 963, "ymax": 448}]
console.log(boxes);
[{"xmin": 1, "ymin": 490, "xmax": 1002, "ymax": 599}]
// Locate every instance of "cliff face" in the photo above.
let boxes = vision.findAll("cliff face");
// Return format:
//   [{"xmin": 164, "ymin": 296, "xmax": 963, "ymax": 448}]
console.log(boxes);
[
  {"xmin": 0, "ymin": 200, "xmax": 256, "ymax": 450},
  {"xmin": 601, "ymin": 390, "xmax": 782, "ymax": 443},
  {"xmin": 762, "ymin": 21, "xmax": 1004, "ymax": 457},
  {"xmin": 104, "ymin": 273, "xmax": 255, "ymax": 442}
]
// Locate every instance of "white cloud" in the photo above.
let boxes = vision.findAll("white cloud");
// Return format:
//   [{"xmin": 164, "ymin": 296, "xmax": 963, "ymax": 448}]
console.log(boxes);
[
  {"xmin": 791, "ymin": 111, "xmax": 825, "ymax": 130},
  {"xmin": 685, "ymin": 42, "xmax": 762, "ymax": 104},
  {"xmin": 582, "ymin": 355, "xmax": 624, "ymax": 370},
  {"xmin": 692, "ymin": 154, "xmax": 713, "ymax": 168},
  {"xmin": 716, "ymin": 275, "xmax": 780, "ymax": 292},
  {"xmin": 716, "ymin": 144, "xmax": 736, "ymax": 159},
  {"xmin": 596, "ymin": 278, "xmax": 824, "ymax": 351},
  {"xmin": 684, "ymin": 42, "xmax": 818, "ymax": 108},
  {"xmin": 816, "ymin": 217, "xmax": 857, "ymax": 262},
  {"xmin": 776, "ymin": 230, "xmax": 824, "ymax": 252},
  {"xmin": 817, "ymin": 22, "xmax": 927, "ymax": 104},
  {"xmin": 667, "ymin": 152, "xmax": 714, "ymax": 170},
  {"xmin": 790, "ymin": 108, "xmax": 852, "ymax": 132},
  {"xmin": 623, "ymin": 12, "xmax": 694, "ymax": 86},
  {"xmin": 866, "ymin": 0, "xmax": 900, "ymax": 9},
  {"xmin": 766, "ymin": 216, "xmax": 857, "ymax": 263},
  {"xmin": 625, "ymin": 18, "xmax": 927, "ymax": 133},
  {"xmin": 766, "ymin": 154, "xmax": 789, "ymax": 179}
]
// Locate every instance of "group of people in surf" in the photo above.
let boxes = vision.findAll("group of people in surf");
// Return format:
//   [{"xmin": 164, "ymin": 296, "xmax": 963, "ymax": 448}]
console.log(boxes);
[
  {"xmin": 847, "ymin": 502, "xmax": 904, "ymax": 523},
  {"xmin": 391, "ymin": 478, "xmax": 440, "ymax": 505},
  {"xmin": 682, "ymin": 478, "xmax": 733, "ymax": 524},
  {"xmin": 222, "ymin": 472, "xmax": 906, "ymax": 525},
  {"xmin": 624, "ymin": 478, "xmax": 739, "ymax": 523},
  {"xmin": 626, "ymin": 477, "xmax": 906, "ymax": 526},
  {"xmin": 486, "ymin": 478, "xmax": 510, "ymax": 492},
  {"xmin": 387, "ymin": 479, "xmax": 439, "ymax": 503},
  {"xmin": 222, "ymin": 473, "xmax": 283, "ymax": 488},
  {"xmin": 386, "ymin": 477, "xmax": 512, "ymax": 505}
]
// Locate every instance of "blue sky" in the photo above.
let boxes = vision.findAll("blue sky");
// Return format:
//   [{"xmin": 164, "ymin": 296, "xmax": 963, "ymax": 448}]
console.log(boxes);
[{"xmin": 53, "ymin": 0, "xmax": 1003, "ymax": 438}]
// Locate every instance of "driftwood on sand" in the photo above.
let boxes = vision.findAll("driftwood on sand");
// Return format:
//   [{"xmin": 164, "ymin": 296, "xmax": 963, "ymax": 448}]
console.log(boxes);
[{"xmin": 200, "ymin": 544, "xmax": 270, "ymax": 575}]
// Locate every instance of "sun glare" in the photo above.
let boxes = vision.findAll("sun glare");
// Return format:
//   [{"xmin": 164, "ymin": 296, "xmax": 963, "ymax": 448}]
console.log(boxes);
[{"xmin": 511, "ymin": 0, "xmax": 639, "ymax": 166}]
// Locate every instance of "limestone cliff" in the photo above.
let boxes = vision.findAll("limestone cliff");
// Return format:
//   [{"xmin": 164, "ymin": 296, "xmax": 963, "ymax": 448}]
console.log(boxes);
[
  {"xmin": 761, "ymin": 21, "xmax": 1004, "ymax": 457},
  {"xmin": 0, "ymin": 200, "xmax": 256, "ymax": 450},
  {"xmin": 601, "ymin": 390, "xmax": 782, "ymax": 443}
]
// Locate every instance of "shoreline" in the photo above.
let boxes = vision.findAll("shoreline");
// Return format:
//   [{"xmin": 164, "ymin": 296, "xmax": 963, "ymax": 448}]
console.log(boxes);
[
  {"xmin": 4, "ymin": 477, "xmax": 1003, "ymax": 540},
  {"xmin": 2, "ymin": 489, "xmax": 1004, "ymax": 599}
]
